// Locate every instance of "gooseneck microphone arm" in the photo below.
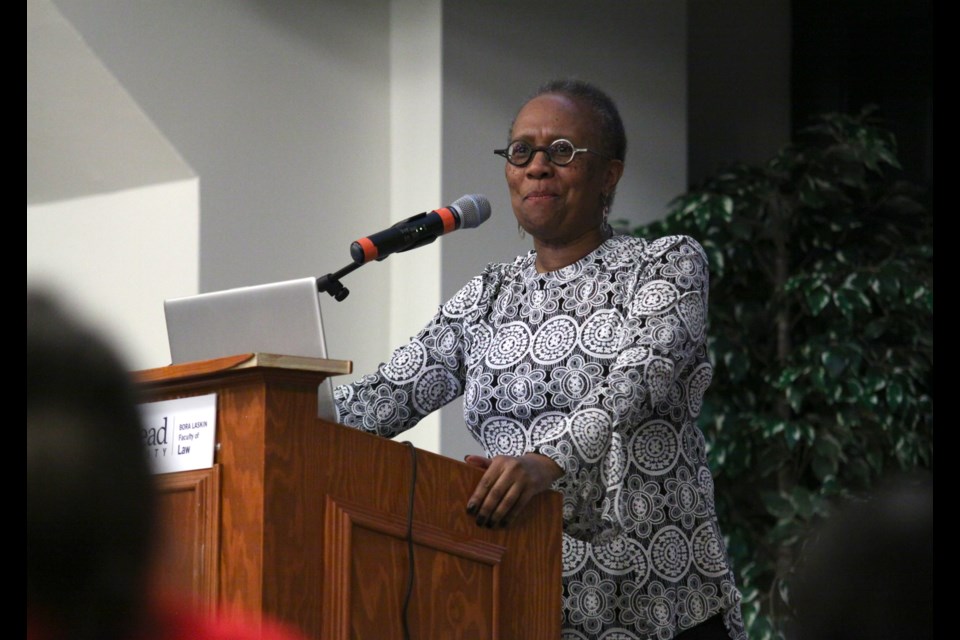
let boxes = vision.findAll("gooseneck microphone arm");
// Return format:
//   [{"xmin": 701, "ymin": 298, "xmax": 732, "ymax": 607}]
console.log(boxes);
[
  {"xmin": 316, "ymin": 260, "xmax": 363, "ymax": 302},
  {"xmin": 317, "ymin": 194, "xmax": 491, "ymax": 302}
]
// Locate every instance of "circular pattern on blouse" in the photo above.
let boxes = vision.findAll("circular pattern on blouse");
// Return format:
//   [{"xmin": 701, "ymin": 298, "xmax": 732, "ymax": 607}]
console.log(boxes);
[
  {"xmin": 678, "ymin": 291, "xmax": 706, "ymax": 341},
  {"xmin": 372, "ymin": 396, "xmax": 400, "ymax": 424},
  {"xmin": 686, "ymin": 363, "xmax": 712, "ymax": 418},
  {"xmin": 464, "ymin": 375, "xmax": 482, "ymax": 407},
  {"xmin": 574, "ymin": 276, "xmax": 603, "ymax": 301},
  {"xmin": 521, "ymin": 287, "xmax": 561, "ymax": 323},
  {"xmin": 495, "ymin": 363, "xmax": 547, "ymax": 418},
  {"xmin": 412, "ymin": 366, "xmax": 460, "ymax": 413},
  {"xmin": 681, "ymin": 582, "xmax": 711, "ymax": 624},
  {"xmin": 567, "ymin": 276, "xmax": 610, "ymax": 316},
  {"xmin": 631, "ymin": 420, "xmax": 681, "ymax": 475},
  {"xmin": 507, "ymin": 377, "xmax": 538, "ymax": 404},
  {"xmin": 381, "ymin": 341, "xmax": 427, "ymax": 383},
  {"xmin": 442, "ymin": 278, "xmax": 482, "ymax": 317},
  {"xmin": 691, "ymin": 522, "xmax": 729, "ymax": 577},
  {"xmin": 532, "ymin": 315, "xmax": 579, "ymax": 363},
  {"xmin": 633, "ymin": 280, "xmax": 679, "ymax": 316},
  {"xmin": 485, "ymin": 322, "xmax": 532, "ymax": 369},
  {"xmin": 529, "ymin": 411, "xmax": 568, "ymax": 443},
  {"xmin": 650, "ymin": 526, "xmax": 692, "ymax": 581},
  {"xmin": 562, "ymin": 533, "xmax": 590, "ymax": 574},
  {"xmin": 675, "ymin": 479, "xmax": 700, "ymax": 514},
  {"xmin": 553, "ymin": 367, "xmax": 595, "ymax": 405},
  {"xmin": 628, "ymin": 488, "xmax": 655, "ymax": 524},
  {"xmin": 463, "ymin": 371, "xmax": 494, "ymax": 430},
  {"xmin": 435, "ymin": 324, "xmax": 462, "ymax": 359},
  {"xmin": 580, "ymin": 309, "xmax": 623, "ymax": 358},
  {"xmin": 493, "ymin": 280, "xmax": 522, "ymax": 319},
  {"xmin": 591, "ymin": 535, "xmax": 647, "ymax": 576},
  {"xmin": 644, "ymin": 583, "xmax": 678, "ymax": 630},
  {"xmin": 616, "ymin": 345, "xmax": 651, "ymax": 367},
  {"xmin": 647, "ymin": 235, "xmax": 679, "ymax": 257},
  {"xmin": 649, "ymin": 318, "xmax": 681, "ymax": 350},
  {"xmin": 528, "ymin": 288, "xmax": 549, "ymax": 309},
  {"xmin": 599, "ymin": 239, "xmax": 637, "ymax": 270},
  {"xmin": 571, "ymin": 408, "xmax": 614, "ymax": 462},
  {"xmin": 697, "ymin": 464, "xmax": 715, "ymax": 512},
  {"xmin": 600, "ymin": 433, "xmax": 627, "ymax": 487},
  {"xmin": 551, "ymin": 259, "xmax": 586, "ymax": 283},
  {"xmin": 681, "ymin": 422, "xmax": 708, "ymax": 469},
  {"xmin": 566, "ymin": 570, "xmax": 617, "ymax": 633},
  {"xmin": 364, "ymin": 385, "xmax": 410, "ymax": 433},
  {"xmin": 466, "ymin": 322, "xmax": 492, "ymax": 366},
  {"xmin": 666, "ymin": 379, "xmax": 685, "ymax": 410},
  {"xmin": 479, "ymin": 416, "xmax": 528, "ymax": 456},
  {"xmin": 644, "ymin": 357, "xmax": 675, "ymax": 406},
  {"xmin": 603, "ymin": 370, "xmax": 639, "ymax": 416},
  {"xmin": 674, "ymin": 251, "xmax": 699, "ymax": 277}
]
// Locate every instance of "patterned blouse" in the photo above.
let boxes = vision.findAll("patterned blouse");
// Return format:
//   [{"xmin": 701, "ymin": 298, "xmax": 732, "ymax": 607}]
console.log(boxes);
[{"xmin": 334, "ymin": 234, "xmax": 746, "ymax": 639}]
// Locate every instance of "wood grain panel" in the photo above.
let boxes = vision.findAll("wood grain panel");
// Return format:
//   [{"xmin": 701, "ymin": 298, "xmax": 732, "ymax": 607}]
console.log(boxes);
[
  {"xmin": 138, "ymin": 358, "xmax": 561, "ymax": 640},
  {"xmin": 323, "ymin": 497, "xmax": 503, "ymax": 640},
  {"xmin": 155, "ymin": 466, "xmax": 221, "ymax": 610}
]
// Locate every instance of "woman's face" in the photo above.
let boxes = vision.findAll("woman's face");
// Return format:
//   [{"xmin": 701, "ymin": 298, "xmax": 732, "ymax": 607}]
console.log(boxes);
[{"xmin": 505, "ymin": 93, "xmax": 622, "ymax": 246}]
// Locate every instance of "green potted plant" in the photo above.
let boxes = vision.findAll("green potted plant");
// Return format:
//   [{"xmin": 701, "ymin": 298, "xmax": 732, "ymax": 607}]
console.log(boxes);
[{"xmin": 628, "ymin": 107, "xmax": 933, "ymax": 638}]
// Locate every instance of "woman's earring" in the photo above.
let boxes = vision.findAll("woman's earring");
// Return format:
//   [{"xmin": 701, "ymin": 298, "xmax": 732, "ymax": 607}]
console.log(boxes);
[
  {"xmin": 518, "ymin": 222, "xmax": 526, "ymax": 239},
  {"xmin": 601, "ymin": 194, "xmax": 612, "ymax": 236}
]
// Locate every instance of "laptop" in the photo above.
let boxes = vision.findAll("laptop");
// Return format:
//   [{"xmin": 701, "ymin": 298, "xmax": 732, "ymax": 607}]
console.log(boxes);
[{"xmin": 163, "ymin": 277, "xmax": 337, "ymax": 421}]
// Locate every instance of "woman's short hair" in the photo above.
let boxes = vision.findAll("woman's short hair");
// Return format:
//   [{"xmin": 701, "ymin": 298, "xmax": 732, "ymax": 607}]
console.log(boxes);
[{"xmin": 532, "ymin": 78, "xmax": 627, "ymax": 164}]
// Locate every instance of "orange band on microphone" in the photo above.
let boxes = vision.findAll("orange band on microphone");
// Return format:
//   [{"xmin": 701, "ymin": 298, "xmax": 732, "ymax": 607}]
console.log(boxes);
[
  {"xmin": 356, "ymin": 237, "xmax": 378, "ymax": 262},
  {"xmin": 436, "ymin": 207, "xmax": 457, "ymax": 234}
]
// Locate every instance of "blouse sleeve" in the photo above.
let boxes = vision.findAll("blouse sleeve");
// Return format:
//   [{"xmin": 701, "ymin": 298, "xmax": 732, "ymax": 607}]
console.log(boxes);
[
  {"xmin": 333, "ymin": 265, "xmax": 501, "ymax": 438},
  {"xmin": 530, "ymin": 235, "xmax": 713, "ymax": 544}
]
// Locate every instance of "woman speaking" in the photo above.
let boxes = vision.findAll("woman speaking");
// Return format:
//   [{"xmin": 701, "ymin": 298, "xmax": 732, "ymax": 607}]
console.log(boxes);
[{"xmin": 335, "ymin": 79, "xmax": 745, "ymax": 640}]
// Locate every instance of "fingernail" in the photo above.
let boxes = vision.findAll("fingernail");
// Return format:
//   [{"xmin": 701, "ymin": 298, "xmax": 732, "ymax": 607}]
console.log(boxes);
[
  {"xmin": 476, "ymin": 516, "xmax": 486, "ymax": 527},
  {"xmin": 486, "ymin": 520, "xmax": 495, "ymax": 529},
  {"xmin": 499, "ymin": 519, "xmax": 509, "ymax": 528},
  {"xmin": 466, "ymin": 502, "xmax": 477, "ymax": 515}
]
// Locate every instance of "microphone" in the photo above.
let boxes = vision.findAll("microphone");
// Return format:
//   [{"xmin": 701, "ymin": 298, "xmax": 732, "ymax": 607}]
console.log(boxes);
[{"xmin": 350, "ymin": 194, "xmax": 491, "ymax": 264}]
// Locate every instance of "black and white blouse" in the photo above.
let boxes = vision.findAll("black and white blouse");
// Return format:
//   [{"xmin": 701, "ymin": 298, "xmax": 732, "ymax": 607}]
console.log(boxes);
[{"xmin": 335, "ymin": 234, "xmax": 746, "ymax": 640}]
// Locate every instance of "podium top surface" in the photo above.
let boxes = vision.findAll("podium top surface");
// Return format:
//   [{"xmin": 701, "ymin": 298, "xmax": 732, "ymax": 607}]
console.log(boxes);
[{"xmin": 134, "ymin": 353, "xmax": 353, "ymax": 386}]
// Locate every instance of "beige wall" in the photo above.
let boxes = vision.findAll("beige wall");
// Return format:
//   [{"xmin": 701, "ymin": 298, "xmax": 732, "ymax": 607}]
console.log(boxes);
[{"xmin": 28, "ymin": 0, "xmax": 789, "ymax": 455}]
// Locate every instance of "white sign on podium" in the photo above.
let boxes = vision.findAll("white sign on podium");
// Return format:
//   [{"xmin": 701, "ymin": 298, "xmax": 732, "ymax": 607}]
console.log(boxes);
[{"xmin": 138, "ymin": 393, "xmax": 217, "ymax": 474}]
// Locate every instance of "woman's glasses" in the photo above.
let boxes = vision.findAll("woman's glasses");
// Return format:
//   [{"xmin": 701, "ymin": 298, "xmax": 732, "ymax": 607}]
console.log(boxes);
[{"xmin": 494, "ymin": 139, "xmax": 607, "ymax": 167}]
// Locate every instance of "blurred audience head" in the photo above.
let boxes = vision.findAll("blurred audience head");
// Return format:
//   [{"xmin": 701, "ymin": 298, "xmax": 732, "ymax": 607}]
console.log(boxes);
[
  {"xmin": 27, "ymin": 290, "xmax": 156, "ymax": 640},
  {"xmin": 788, "ymin": 470, "xmax": 933, "ymax": 639}
]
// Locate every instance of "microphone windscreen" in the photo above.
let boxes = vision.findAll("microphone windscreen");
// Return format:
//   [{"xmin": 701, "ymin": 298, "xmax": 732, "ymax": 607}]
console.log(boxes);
[{"xmin": 451, "ymin": 194, "xmax": 491, "ymax": 229}]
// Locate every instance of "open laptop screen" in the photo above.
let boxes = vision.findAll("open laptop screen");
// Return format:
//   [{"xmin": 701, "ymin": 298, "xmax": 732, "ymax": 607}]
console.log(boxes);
[{"xmin": 163, "ymin": 277, "xmax": 336, "ymax": 420}]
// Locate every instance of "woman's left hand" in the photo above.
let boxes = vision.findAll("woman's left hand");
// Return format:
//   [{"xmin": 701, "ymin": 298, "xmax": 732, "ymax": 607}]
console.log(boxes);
[{"xmin": 464, "ymin": 453, "xmax": 563, "ymax": 528}]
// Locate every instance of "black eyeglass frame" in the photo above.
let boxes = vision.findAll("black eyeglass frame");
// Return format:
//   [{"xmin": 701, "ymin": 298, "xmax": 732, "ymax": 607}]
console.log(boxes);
[{"xmin": 493, "ymin": 138, "xmax": 609, "ymax": 167}]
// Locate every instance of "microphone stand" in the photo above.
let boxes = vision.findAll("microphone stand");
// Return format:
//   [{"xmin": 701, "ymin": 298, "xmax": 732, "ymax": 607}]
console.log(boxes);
[
  {"xmin": 318, "ymin": 233, "xmax": 439, "ymax": 302},
  {"xmin": 316, "ymin": 260, "xmax": 363, "ymax": 302}
]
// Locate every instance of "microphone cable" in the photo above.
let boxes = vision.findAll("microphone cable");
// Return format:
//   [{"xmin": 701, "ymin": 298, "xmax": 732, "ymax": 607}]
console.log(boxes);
[{"xmin": 400, "ymin": 441, "xmax": 418, "ymax": 640}]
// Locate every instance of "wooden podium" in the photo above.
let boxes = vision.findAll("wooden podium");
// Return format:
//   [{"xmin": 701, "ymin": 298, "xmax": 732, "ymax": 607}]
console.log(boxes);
[{"xmin": 135, "ymin": 354, "xmax": 562, "ymax": 639}]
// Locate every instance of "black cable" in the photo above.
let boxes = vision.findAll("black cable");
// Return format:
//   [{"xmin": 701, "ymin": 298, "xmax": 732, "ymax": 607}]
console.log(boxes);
[{"xmin": 400, "ymin": 441, "xmax": 418, "ymax": 640}]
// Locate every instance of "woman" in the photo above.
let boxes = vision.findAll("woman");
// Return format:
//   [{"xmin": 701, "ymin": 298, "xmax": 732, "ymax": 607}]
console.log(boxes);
[{"xmin": 335, "ymin": 79, "xmax": 745, "ymax": 640}]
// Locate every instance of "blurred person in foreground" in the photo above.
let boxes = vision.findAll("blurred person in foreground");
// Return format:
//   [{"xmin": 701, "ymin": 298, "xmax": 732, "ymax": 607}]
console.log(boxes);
[
  {"xmin": 27, "ymin": 290, "xmax": 308, "ymax": 640},
  {"xmin": 788, "ymin": 471, "xmax": 933, "ymax": 640}
]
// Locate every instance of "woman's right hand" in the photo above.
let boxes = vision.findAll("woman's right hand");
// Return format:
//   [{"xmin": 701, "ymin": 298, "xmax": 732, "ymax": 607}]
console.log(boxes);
[{"xmin": 464, "ymin": 453, "xmax": 563, "ymax": 528}]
